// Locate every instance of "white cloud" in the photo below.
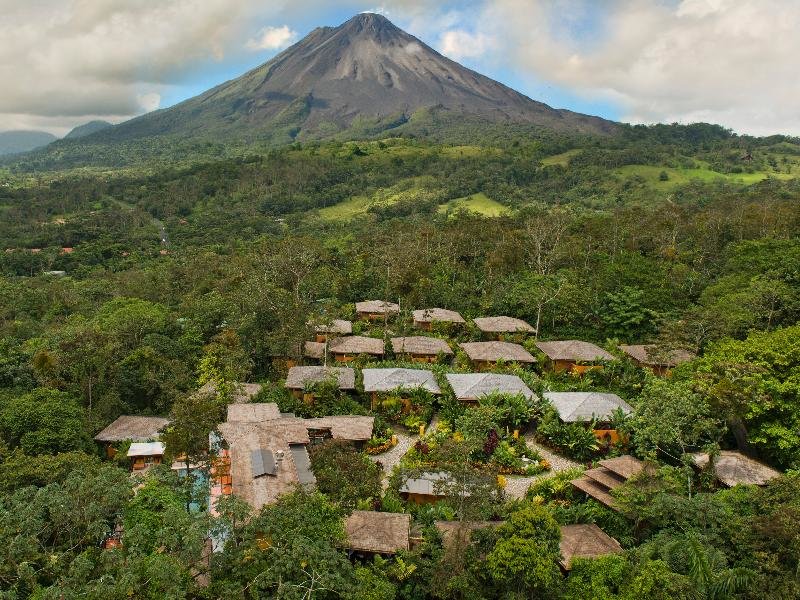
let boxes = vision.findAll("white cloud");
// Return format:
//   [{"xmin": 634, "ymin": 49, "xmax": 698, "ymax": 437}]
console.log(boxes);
[
  {"xmin": 137, "ymin": 93, "xmax": 162, "ymax": 113},
  {"xmin": 439, "ymin": 30, "xmax": 494, "ymax": 61},
  {"xmin": 476, "ymin": 0, "xmax": 800, "ymax": 135},
  {"xmin": 246, "ymin": 25, "xmax": 298, "ymax": 51}
]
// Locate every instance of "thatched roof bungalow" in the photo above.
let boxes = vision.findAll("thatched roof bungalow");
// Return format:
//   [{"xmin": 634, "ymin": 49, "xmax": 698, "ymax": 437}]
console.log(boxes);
[
  {"xmin": 559, "ymin": 524, "xmax": 622, "ymax": 570},
  {"xmin": 619, "ymin": 344, "xmax": 696, "ymax": 375},
  {"xmin": 196, "ymin": 381, "xmax": 263, "ymax": 404},
  {"xmin": 544, "ymin": 392, "xmax": 632, "ymax": 423},
  {"xmin": 445, "ymin": 373, "xmax": 534, "ymax": 404},
  {"xmin": 329, "ymin": 336, "xmax": 385, "ymax": 362},
  {"xmin": 345, "ymin": 511, "xmax": 411, "ymax": 555},
  {"xmin": 94, "ymin": 415, "xmax": 169, "ymax": 443},
  {"xmin": 571, "ymin": 455, "xmax": 645, "ymax": 510},
  {"xmin": 285, "ymin": 366, "xmax": 356, "ymax": 392},
  {"xmin": 412, "ymin": 308, "xmax": 465, "ymax": 330},
  {"xmin": 356, "ymin": 300, "xmax": 400, "ymax": 321},
  {"xmin": 473, "ymin": 316, "xmax": 535, "ymax": 337},
  {"xmin": 691, "ymin": 451, "xmax": 780, "ymax": 487},
  {"xmin": 309, "ymin": 319, "xmax": 353, "ymax": 342},
  {"xmin": 391, "ymin": 336, "xmax": 453, "ymax": 362},
  {"xmin": 459, "ymin": 341, "xmax": 536, "ymax": 369},
  {"xmin": 535, "ymin": 340, "xmax": 615, "ymax": 374}
]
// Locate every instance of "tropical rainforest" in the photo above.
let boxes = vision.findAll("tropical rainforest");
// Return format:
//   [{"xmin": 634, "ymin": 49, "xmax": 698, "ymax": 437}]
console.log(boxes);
[{"xmin": 1, "ymin": 120, "xmax": 800, "ymax": 599}]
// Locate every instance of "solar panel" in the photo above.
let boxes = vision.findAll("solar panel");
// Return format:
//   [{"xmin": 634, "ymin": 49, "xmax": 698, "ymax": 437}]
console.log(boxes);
[{"xmin": 251, "ymin": 449, "xmax": 276, "ymax": 478}]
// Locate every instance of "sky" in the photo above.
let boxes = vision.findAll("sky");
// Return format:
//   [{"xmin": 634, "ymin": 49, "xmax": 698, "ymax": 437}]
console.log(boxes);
[{"xmin": 1, "ymin": 0, "xmax": 798, "ymax": 137}]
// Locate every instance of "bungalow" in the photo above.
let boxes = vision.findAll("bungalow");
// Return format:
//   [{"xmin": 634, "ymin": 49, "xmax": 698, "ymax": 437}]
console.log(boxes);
[
  {"xmin": 571, "ymin": 455, "xmax": 645, "ymax": 511},
  {"xmin": 412, "ymin": 308, "xmax": 465, "ymax": 331},
  {"xmin": 434, "ymin": 521, "xmax": 502, "ymax": 549},
  {"xmin": 329, "ymin": 336, "xmax": 385, "ymax": 362},
  {"xmin": 127, "ymin": 441, "xmax": 165, "ymax": 471},
  {"xmin": 304, "ymin": 341, "xmax": 326, "ymax": 362},
  {"xmin": 356, "ymin": 300, "xmax": 400, "ymax": 321},
  {"xmin": 544, "ymin": 392, "xmax": 632, "ymax": 425},
  {"xmin": 535, "ymin": 340, "xmax": 615, "ymax": 374},
  {"xmin": 362, "ymin": 368, "xmax": 441, "ymax": 411},
  {"xmin": 559, "ymin": 524, "xmax": 622, "ymax": 570},
  {"xmin": 400, "ymin": 471, "xmax": 454, "ymax": 505},
  {"xmin": 217, "ymin": 408, "xmax": 374, "ymax": 510},
  {"xmin": 391, "ymin": 336, "xmax": 453, "ymax": 363},
  {"xmin": 285, "ymin": 366, "xmax": 356, "ymax": 403},
  {"xmin": 309, "ymin": 319, "xmax": 353, "ymax": 342},
  {"xmin": 619, "ymin": 344, "xmax": 696, "ymax": 376},
  {"xmin": 445, "ymin": 373, "xmax": 534, "ymax": 405},
  {"xmin": 691, "ymin": 451, "xmax": 780, "ymax": 487},
  {"xmin": 344, "ymin": 511, "xmax": 411, "ymax": 557},
  {"xmin": 459, "ymin": 341, "xmax": 537, "ymax": 370},
  {"xmin": 473, "ymin": 316, "xmax": 535, "ymax": 340},
  {"xmin": 94, "ymin": 415, "xmax": 170, "ymax": 458}
]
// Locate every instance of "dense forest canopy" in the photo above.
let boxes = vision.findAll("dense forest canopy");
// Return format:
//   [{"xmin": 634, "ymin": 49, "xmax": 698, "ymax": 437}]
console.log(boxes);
[{"xmin": 1, "ymin": 121, "xmax": 799, "ymax": 598}]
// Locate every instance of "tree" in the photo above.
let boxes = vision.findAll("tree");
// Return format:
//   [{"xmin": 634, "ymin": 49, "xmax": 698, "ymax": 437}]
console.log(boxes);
[
  {"xmin": 309, "ymin": 439, "xmax": 381, "ymax": 510},
  {"xmin": 486, "ymin": 503, "xmax": 562, "ymax": 598},
  {"xmin": 0, "ymin": 388, "xmax": 91, "ymax": 455}
]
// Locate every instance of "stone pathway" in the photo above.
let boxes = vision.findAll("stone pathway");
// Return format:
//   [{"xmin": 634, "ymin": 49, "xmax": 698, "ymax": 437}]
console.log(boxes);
[
  {"xmin": 504, "ymin": 435, "xmax": 582, "ymax": 500},
  {"xmin": 369, "ymin": 428, "xmax": 414, "ymax": 490}
]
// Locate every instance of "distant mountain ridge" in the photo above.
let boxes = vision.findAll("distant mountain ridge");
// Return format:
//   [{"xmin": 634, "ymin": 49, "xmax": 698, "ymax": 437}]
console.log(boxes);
[
  {"xmin": 0, "ymin": 130, "xmax": 56, "ymax": 156},
  {"xmin": 84, "ymin": 13, "xmax": 615, "ymax": 145},
  {"xmin": 65, "ymin": 120, "xmax": 112, "ymax": 139}
]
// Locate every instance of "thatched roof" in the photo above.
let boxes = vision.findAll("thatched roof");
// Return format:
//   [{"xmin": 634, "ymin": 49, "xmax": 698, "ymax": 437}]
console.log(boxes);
[
  {"xmin": 391, "ymin": 336, "xmax": 453, "ymax": 356},
  {"xmin": 303, "ymin": 416, "xmax": 375, "ymax": 441},
  {"xmin": 285, "ymin": 366, "xmax": 356, "ymax": 390},
  {"xmin": 599, "ymin": 455, "xmax": 645, "ymax": 479},
  {"xmin": 217, "ymin": 420, "xmax": 315, "ymax": 510},
  {"xmin": 559, "ymin": 524, "xmax": 622, "ymax": 570},
  {"xmin": 535, "ymin": 340, "xmax": 615, "ymax": 362},
  {"xmin": 127, "ymin": 442, "xmax": 165, "ymax": 457},
  {"xmin": 412, "ymin": 308, "xmax": 465, "ymax": 324},
  {"xmin": 310, "ymin": 319, "xmax": 353, "ymax": 335},
  {"xmin": 226, "ymin": 403, "xmax": 282, "ymax": 423},
  {"xmin": 692, "ymin": 451, "xmax": 780, "ymax": 487},
  {"xmin": 197, "ymin": 381, "xmax": 263, "ymax": 404},
  {"xmin": 619, "ymin": 344, "xmax": 696, "ymax": 367},
  {"xmin": 434, "ymin": 521, "xmax": 502, "ymax": 548},
  {"xmin": 356, "ymin": 300, "xmax": 400, "ymax": 315},
  {"xmin": 329, "ymin": 336, "xmax": 385, "ymax": 356},
  {"xmin": 94, "ymin": 415, "xmax": 169, "ymax": 443},
  {"xmin": 304, "ymin": 341, "xmax": 326, "ymax": 359},
  {"xmin": 473, "ymin": 316, "xmax": 535, "ymax": 333},
  {"xmin": 544, "ymin": 392, "xmax": 632, "ymax": 422},
  {"xmin": 459, "ymin": 341, "xmax": 537, "ymax": 364},
  {"xmin": 445, "ymin": 373, "xmax": 534, "ymax": 401},
  {"xmin": 345, "ymin": 511, "xmax": 411, "ymax": 554},
  {"xmin": 362, "ymin": 368, "xmax": 441, "ymax": 394}
]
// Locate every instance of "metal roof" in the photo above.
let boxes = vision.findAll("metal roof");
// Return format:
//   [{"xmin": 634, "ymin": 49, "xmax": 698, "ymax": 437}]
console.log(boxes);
[{"xmin": 544, "ymin": 391, "xmax": 632, "ymax": 422}]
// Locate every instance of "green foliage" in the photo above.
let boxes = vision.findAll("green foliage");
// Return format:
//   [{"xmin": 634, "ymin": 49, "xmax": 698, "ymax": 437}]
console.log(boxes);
[
  {"xmin": 309, "ymin": 439, "xmax": 381, "ymax": 510},
  {"xmin": 537, "ymin": 407, "xmax": 599, "ymax": 462},
  {"xmin": 0, "ymin": 388, "xmax": 91, "ymax": 455}
]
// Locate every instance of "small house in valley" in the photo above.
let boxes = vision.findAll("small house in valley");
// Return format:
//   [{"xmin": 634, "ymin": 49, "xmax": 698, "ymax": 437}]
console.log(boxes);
[
  {"xmin": 691, "ymin": 451, "xmax": 780, "ymax": 487},
  {"xmin": 344, "ymin": 511, "xmax": 411, "ymax": 557},
  {"xmin": 94, "ymin": 415, "xmax": 170, "ymax": 458},
  {"xmin": 535, "ymin": 340, "xmax": 615, "ymax": 374},
  {"xmin": 445, "ymin": 373, "xmax": 534, "ymax": 405},
  {"xmin": 127, "ymin": 441, "xmax": 166, "ymax": 471},
  {"xmin": 391, "ymin": 336, "xmax": 453, "ymax": 362},
  {"xmin": 619, "ymin": 344, "xmax": 696, "ymax": 376},
  {"xmin": 559, "ymin": 524, "xmax": 623, "ymax": 570},
  {"xmin": 356, "ymin": 300, "xmax": 400, "ymax": 321},
  {"xmin": 362, "ymin": 368, "xmax": 441, "ymax": 411},
  {"xmin": 571, "ymin": 455, "xmax": 645, "ymax": 510},
  {"xmin": 473, "ymin": 316, "xmax": 535, "ymax": 339},
  {"xmin": 329, "ymin": 336, "xmax": 385, "ymax": 362},
  {"xmin": 412, "ymin": 308, "xmax": 465, "ymax": 330},
  {"xmin": 459, "ymin": 341, "xmax": 537, "ymax": 370},
  {"xmin": 309, "ymin": 319, "xmax": 353, "ymax": 342},
  {"xmin": 285, "ymin": 366, "xmax": 356, "ymax": 403}
]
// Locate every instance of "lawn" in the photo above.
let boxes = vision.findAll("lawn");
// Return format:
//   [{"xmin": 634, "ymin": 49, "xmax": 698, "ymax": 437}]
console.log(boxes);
[
  {"xmin": 540, "ymin": 149, "xmax": 582, "ymax": 167},
  {"xmin": 614, "ymin": 164, "xmax": 795, "ymax": 190},
  {"xmin": 437, "ymin": 192, "xmax": 510, "ymax": 217}
]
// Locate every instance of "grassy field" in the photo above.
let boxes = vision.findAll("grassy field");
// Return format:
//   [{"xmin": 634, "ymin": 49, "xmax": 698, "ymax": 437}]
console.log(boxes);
[
  {"xmin": 437, "ymin": 192, "xmax": 509, "ymax": 217},
  {"xmin": 317, "ymin": 176, "xmax": 439, "ymax": 221},
  {"xmin": 613, "ymin": 164, "xmax": 795, "ymax": 190},
  {"xmin": 541, "ymin": 149, "xmax": 582, "ymax": 167}
]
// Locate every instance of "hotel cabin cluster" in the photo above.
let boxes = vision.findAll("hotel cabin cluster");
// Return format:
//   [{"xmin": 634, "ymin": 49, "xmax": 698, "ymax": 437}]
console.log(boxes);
[{"xmin": 91, "ymin": 300, "xmax": 708, "ymax": 557}]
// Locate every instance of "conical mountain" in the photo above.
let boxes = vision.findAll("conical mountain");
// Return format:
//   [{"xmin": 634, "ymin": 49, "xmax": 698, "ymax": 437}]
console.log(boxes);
[{"xmin": 98, "ymin": 13, "xmax": 616, "ymax": 143}]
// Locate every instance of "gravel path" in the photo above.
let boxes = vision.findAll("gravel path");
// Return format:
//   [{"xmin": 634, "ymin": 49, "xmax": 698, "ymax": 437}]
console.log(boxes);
[
  {"xmin": 369, "ymin": 429, "xmax": 414, "ymax": 490},
  {"xmin": 504, "ymin": 434, "xmax": 582, "ymax": 500}
]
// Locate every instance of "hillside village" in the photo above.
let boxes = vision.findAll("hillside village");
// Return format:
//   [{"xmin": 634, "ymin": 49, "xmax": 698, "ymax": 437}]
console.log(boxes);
[{"xmin": 89, "ymin": 299, "xmax": 782, "ymax": 582}]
